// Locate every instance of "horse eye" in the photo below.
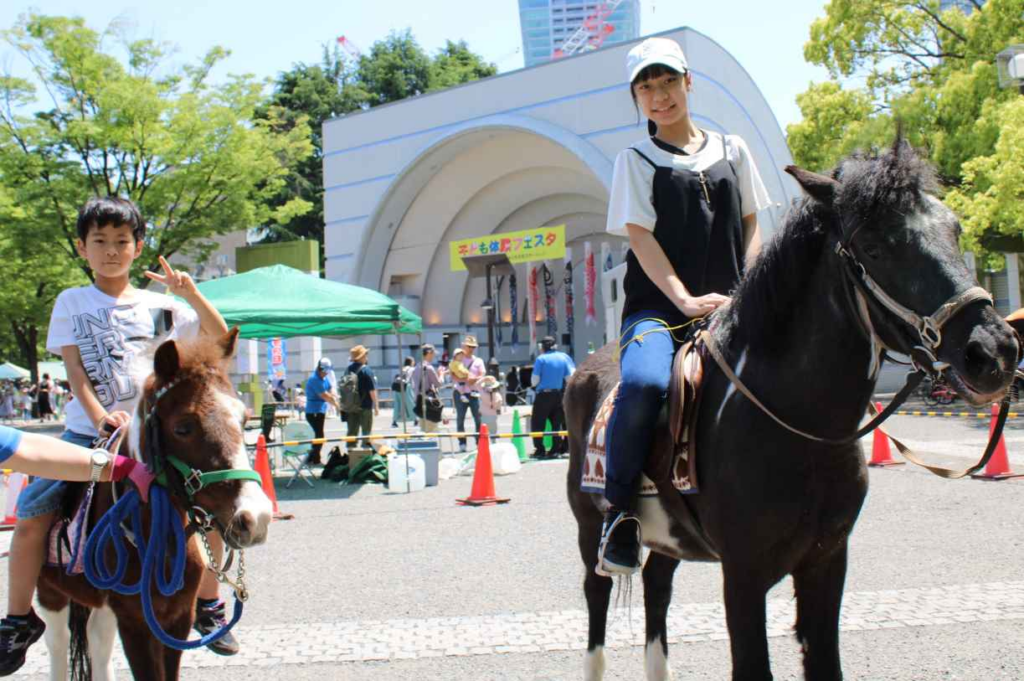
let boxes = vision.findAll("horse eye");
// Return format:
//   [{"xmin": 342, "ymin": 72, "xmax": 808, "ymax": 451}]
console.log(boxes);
[
  {"xmin": 173, "ymin": 423, "xmax": 194, "ymax": 437},
  {"xmin": 862, "ymin": 243, "xmax": 882, "ymax": 260}
]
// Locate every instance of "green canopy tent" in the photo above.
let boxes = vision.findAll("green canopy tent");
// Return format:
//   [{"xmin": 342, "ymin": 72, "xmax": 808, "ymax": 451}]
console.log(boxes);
[
  {"xmin": 0, "ymin": 362, "xmax": 30, "ymax": 381},
  {"xmin": 195, "ymin": 265, "xmax": 421, "ymax": 339}
]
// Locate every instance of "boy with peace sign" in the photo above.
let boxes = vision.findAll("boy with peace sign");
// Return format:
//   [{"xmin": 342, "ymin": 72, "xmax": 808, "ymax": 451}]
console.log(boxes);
[{"xmin": 0, "ymin": 197, "xmax": 237, "ymax": 674}]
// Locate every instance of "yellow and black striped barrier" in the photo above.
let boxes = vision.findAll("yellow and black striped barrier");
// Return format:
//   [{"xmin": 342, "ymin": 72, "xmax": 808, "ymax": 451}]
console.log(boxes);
[
  {"xmin": 893, "ymin": 410, "xmax": 1020, "ymax": 419},
  {"xmin": 256, "ymin": 430, "xmax": 571, "ymax": 450}
]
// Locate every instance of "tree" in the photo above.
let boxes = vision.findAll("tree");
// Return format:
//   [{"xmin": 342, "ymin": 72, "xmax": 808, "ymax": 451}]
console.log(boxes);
[
  {"xmin": 357, "ymin": 29, "xmax": 433, "ymax": 106},
  {"xmin": 255, "ymin": 45, "xmax": 366, "ymax": 243},
  {"xmin": 788, "ymin": 0, "xmax": 1024, "ymax": 253},
  {"xmin": 256, "ymin": 31, "xmax": 496, "ymax": 248},
  {"xmin": 428, "ymin": 40, "xmax": 499, "ymax": 92},
  {"xmin": 0, "ymin": 14, "xmax": 313, "ymax": 289}
]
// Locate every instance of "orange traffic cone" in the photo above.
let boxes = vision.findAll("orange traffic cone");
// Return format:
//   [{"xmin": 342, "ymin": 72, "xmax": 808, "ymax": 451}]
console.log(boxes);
[
  {"xmin": 868, "ymin": 403, "xmax": 903, "ymax": 468},
  {"xmin": 255, "ymin": 434, "xmax": 294, "ymax": 520},
  {"xmin": 971, "ymin": 403, "xmax": 1021, "ymax": 480},
  {"xmin": 456, "ymin": 425, "xmax": 510, "ymax": 507},
  {"xmin": 1, "ymin": 473, "xmax": 27, "ymax": 528}
]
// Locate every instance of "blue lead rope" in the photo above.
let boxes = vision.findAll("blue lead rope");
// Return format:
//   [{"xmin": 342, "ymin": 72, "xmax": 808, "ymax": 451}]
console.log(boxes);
[{"xmin": 82, "ymin": 485, "xmax": 244, "ymax": 650}]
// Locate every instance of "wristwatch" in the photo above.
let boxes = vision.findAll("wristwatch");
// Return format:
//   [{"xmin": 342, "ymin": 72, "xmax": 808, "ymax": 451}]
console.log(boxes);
[{"xmin": 89, "ymin": 450, "xmax": 111, "ymax": 483}]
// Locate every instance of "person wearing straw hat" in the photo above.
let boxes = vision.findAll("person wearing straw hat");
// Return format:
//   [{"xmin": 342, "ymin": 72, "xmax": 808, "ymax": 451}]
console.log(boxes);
[
  {"xmin": 344, "ymin": 345, "xmax": 378, "ymax": 448},
  {"xmin": 452, "ymin": 336, "xmax": 485, "ymax": 452}
]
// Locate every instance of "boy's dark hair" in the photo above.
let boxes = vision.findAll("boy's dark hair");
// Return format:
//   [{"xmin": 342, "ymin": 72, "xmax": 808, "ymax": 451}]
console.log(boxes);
[{"xmin": 76, "ymin": 196, "xmax": 145, "ymax": 242}]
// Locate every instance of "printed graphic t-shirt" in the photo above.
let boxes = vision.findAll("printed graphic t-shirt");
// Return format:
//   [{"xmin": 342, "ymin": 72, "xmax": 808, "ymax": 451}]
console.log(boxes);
[{"xmin": 46, "ymin": 285, "xmax": 200, "ymax": 438}]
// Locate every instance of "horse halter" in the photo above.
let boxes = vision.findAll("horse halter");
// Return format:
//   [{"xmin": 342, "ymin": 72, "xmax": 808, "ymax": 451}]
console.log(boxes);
[
  {"xmin": 142, "ymin": 378, "xmax": 263, "ymax": 520},
  {"xmin": 834, "ymin": 225, "xmax": 993, "ymax": 375}
]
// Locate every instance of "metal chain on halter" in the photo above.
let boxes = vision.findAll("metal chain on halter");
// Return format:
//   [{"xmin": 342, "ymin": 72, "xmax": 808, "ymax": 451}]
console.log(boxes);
[{"xmin": 192, "ymin": 507, "xmax": 249, "ymax": 602}]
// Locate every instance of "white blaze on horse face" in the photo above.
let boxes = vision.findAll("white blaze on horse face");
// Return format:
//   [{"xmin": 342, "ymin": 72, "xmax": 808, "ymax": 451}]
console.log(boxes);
[
  {"xmin": 645, "ymin": 638, "xmax": 671, "ymax": 680},
  {"xmin": 214, "ymin": 391, "xmax": 273, "ymax": 543},
  {"xmin": 584, "ymin": 645, "xmax": 606, "ymax": 681},
  {"xmin": 128, "ymin": 402, "xmax": 144, "ymax": 461}
]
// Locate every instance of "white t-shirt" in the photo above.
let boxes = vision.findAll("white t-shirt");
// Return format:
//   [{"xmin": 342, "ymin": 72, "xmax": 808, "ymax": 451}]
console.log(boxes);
[
  {"xmin": 605, "ymin": 132, "xmax": 772, "ymax": 237},
  {"xmin": 47, "ymin": 285, "xmax": 201, "ymax": 437}
]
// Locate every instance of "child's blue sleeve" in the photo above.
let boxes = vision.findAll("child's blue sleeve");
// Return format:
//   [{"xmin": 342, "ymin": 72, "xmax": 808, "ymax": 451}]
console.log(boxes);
[{"xmin": 0, "ymin": 425, "xmax": 23, "ymax": 464}]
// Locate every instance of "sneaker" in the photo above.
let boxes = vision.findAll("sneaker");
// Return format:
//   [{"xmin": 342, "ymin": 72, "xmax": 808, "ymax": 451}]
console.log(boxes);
[
  {"xmin": 459, "ymin": 443, "xmax": 467, "ymax": 453},
  {"xmin": 193, "ymin": 600, "xmax": 239, "ymax": 656},
  {"xmin": 598, "ymin": 509, "xmax": 641, "ymax": 576},
  {"xmin": 0, "ymin": 610, "xmax": 45, "ymax": 675}
]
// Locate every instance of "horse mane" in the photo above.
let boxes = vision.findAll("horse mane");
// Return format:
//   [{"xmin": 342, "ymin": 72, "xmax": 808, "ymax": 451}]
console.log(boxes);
[{"xmin": 723, "ymin": 140, "xmax": 938, "ymax": 350}]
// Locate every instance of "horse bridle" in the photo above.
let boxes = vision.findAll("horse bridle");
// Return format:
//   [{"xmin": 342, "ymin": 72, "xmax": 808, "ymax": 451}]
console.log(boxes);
[
  {"xmin": 701, "ymin": 205, "xmax": 1012, "ymax": 478},
  {"xmin": 142, "ymin": 378, "xmax": 263, "ymax": 511}
]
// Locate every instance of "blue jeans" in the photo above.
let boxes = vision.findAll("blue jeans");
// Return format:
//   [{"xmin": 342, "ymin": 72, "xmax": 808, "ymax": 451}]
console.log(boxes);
[
  {"xmin": 605, "ymin": 313, "xmax": 682, "ymax": 510},
  {"xmin": 454, "ymin": 393, "xmax": 481, "ymax": 447},
  {"xmin": 17, "ymin": 430, "xmax": 96, "ymax": 519}
]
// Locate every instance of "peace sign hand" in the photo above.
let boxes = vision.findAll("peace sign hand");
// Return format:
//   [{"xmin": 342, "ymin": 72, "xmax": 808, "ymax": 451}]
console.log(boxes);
[{"xmin": 144, "ymin": 256, "xmax": 198, "ymax": 300}]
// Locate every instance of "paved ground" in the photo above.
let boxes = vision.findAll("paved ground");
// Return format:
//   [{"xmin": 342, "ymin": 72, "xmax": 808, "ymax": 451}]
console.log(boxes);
[{"xmin": 4, "ymin": 406, "xmax": 1024, "ymax": 679}]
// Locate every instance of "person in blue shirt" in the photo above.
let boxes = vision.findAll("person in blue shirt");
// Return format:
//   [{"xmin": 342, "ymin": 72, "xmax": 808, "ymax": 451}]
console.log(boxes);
[
  {"xmin": 304, "ymin": 357, "xmax": 339, "ymax": 466},
  {"xmin": 530, "ymin": 336, "xmax": 576, "ymax": 459},
  {"xmin": 0, "ymin": 424, "xmax": 153, "ymax": 491}
]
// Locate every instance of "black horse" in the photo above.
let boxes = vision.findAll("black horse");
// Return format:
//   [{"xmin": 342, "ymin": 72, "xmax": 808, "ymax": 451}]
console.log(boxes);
[{"xmin": 566, "ymin": 140, "xmax": 1019, "ymax": 680}]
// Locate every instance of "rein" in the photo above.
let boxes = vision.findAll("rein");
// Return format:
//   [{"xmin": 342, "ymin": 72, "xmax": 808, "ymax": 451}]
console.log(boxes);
[
  {"xmin": 82, "ymin": 375, "xmax": 261, "ymax": 650},
  {"xmin": 699, "ymin": 228, "xmax": 1011, "ymax": 477}
]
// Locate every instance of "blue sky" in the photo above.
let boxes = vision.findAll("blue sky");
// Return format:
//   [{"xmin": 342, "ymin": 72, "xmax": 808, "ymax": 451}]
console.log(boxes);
[{"xmin": 0, "ymin": 1, "xmax": 831, "ymax": 130}]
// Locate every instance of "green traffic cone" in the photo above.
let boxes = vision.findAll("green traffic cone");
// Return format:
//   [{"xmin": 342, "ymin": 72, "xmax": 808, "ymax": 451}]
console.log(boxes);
[
  {"xmin": 544, "ymin": 418, "xmax": 554, "ymax": 452},
  {"xmin": 511, "ymin": 408, "xmax": 527, "ymax": 461}
]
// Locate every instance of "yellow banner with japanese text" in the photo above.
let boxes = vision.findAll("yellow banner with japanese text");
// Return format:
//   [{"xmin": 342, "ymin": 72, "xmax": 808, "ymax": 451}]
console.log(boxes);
[{"xmin": 449, "ymin": 225, "xmax": 566, "ymax": 272}]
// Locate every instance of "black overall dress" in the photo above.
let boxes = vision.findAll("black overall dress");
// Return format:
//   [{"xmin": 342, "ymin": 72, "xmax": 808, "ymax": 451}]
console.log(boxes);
[
  {"xmin": 604, "ymin": 132, "xmax": 748, "ymax": 509},
  {"xmin": 621, "ymin": 133, "xmax": 747, "ymax": 323}
]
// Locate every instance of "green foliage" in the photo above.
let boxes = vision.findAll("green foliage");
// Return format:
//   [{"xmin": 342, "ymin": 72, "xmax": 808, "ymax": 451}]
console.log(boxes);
[
  {"xmin": 257, "ymin": 30, "xmax": 496, "ymax": 246},
  {"xmin": 0, "ymin": 14, "xmax": 312, "ymax": 372},
  {"xmin": 789, "ymin": 0, "xmax": 1024, "ymax": 253},
  {"xmin": 0, "ymin": 14, "xmax": 313, "ymax": 284}
]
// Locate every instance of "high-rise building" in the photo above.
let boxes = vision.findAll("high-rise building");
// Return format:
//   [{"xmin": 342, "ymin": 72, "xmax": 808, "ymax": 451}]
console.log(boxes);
[{"xmin": 518, "ymin": 0, "xmax": 641, "ymax": 68}]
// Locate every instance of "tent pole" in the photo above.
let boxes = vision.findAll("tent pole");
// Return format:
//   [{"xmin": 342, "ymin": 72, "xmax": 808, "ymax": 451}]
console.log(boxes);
[{"xmin": 396, "ymin": 325, "xmax": 410, "ymax": 493}]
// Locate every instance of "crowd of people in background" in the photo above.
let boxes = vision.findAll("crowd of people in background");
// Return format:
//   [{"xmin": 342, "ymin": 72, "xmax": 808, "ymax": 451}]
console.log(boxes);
[
  {"xmin": 275, "ymin": 332, "xmax": 581, "ymax": 459},
  {"xmin": 0, "ymin": 375, "xmax": 73, "ymax": 424}
]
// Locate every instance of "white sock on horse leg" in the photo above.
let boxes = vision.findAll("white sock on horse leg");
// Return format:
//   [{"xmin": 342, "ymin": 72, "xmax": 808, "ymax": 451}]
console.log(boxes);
[
  {"xmin": 645, "ymin": 637, "xmax": 672, "ymax": 680},
  {"xmin": 584, "ymin": 644, "xmax": 606, "ymax": 681},
  {"xmin": 87, "ymin": 605, "xmax": 118, "ymax": 681},
  {"xmin": 38, "ymin": 605, "xmax": 69, "ymax": 681}
]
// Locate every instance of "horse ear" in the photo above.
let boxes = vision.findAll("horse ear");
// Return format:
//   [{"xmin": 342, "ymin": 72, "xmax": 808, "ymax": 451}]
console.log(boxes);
[
  {"xmin": 219, "ymin": 327, "xmax": 240, "ymax": 360},
  {"xmin": 785, "ymin": 165, "xmax": 839, "ymax": 206},
  {"xmin": 154, "ymin": 340, "xmax": 180, "ymax": 381}
]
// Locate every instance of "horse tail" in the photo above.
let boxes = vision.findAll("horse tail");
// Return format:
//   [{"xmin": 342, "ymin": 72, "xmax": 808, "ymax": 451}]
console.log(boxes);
[{"xmin": 67, "ymin": 602, "xmax": 92, "ymax": 681}]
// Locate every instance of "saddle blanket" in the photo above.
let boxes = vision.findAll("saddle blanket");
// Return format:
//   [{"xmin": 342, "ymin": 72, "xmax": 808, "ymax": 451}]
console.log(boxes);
[
  {"xmin": 580, "ymin": 383, "xmax": 698, "ymax": 496},
  {"xmin": 45, "ymin": 483, "xmax": 95, "ymax": 575}
]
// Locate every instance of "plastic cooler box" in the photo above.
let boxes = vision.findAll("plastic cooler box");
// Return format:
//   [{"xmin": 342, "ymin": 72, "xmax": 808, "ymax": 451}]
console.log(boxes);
[{"xmin": 394, "ymin": 438, "xmax": 441, "ymax": 486}]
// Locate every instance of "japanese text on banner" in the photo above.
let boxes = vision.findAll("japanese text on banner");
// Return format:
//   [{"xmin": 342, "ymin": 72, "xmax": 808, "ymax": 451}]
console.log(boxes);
[{"xmin": 449, "ymin": 225, "xmax": 566, "ymax": 272}]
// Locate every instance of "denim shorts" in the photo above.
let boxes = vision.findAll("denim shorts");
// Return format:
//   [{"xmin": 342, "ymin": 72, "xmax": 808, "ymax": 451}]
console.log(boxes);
[{"xmin": 16, "ymin": 430, "xmax": 96, "ymax": 520}]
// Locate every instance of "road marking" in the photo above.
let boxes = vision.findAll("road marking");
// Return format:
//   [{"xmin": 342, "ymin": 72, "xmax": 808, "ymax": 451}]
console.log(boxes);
[{"xmin": 13, "ymin": 580, "xmax": 1024, "ymax": 672}]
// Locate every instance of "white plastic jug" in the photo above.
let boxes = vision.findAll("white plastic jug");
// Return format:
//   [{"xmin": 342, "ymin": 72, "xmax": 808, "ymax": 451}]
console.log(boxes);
[
  {"xmin": 490, "ymin": 443, "xmax": 522, "ymax": 476},
  {"xmin": 388, "ymin": 454, "xmax": 426, "ymax": 493}
]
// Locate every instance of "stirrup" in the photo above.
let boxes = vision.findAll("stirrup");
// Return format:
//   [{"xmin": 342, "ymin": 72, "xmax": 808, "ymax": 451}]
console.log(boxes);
[{"xmin": 596, "ymin": 511, "xmax": 642, "ymax": 577}]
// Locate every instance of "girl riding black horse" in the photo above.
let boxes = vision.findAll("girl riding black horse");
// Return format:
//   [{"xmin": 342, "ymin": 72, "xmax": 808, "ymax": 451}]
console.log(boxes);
[{"xmin": 600, "ymin": 36, "xmax": 771, "ymax": 575}]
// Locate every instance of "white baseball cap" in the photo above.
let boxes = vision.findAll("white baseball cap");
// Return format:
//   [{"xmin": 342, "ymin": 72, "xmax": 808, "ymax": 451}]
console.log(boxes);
[{"xmin": 626, "ymin": 37, "xmax": 689, "ymax": 83}]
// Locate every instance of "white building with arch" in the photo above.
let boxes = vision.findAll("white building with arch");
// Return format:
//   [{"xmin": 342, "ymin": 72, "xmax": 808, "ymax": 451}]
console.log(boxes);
[{"xmin": 322, "ymin": 27, "xmax": 801, "ymax": 365}]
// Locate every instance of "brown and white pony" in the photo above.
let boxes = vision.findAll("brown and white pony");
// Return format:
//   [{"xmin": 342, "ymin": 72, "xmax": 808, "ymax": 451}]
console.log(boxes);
[{"xmin": 37, "ymin": 328, "xmax": 273, "ymax": 680}]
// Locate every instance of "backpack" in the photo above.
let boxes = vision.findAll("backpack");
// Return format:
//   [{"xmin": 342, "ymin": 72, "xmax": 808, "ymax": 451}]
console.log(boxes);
[{"xmin": 339, "ymin": 370, "xmax": 362, "ymax": 413}]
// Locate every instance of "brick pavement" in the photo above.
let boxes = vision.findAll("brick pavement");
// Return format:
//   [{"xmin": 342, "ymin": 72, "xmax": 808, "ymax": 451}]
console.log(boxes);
[{"xmin": 12, "ymin": 580, "xmax": 1024, "ymax": 674}]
